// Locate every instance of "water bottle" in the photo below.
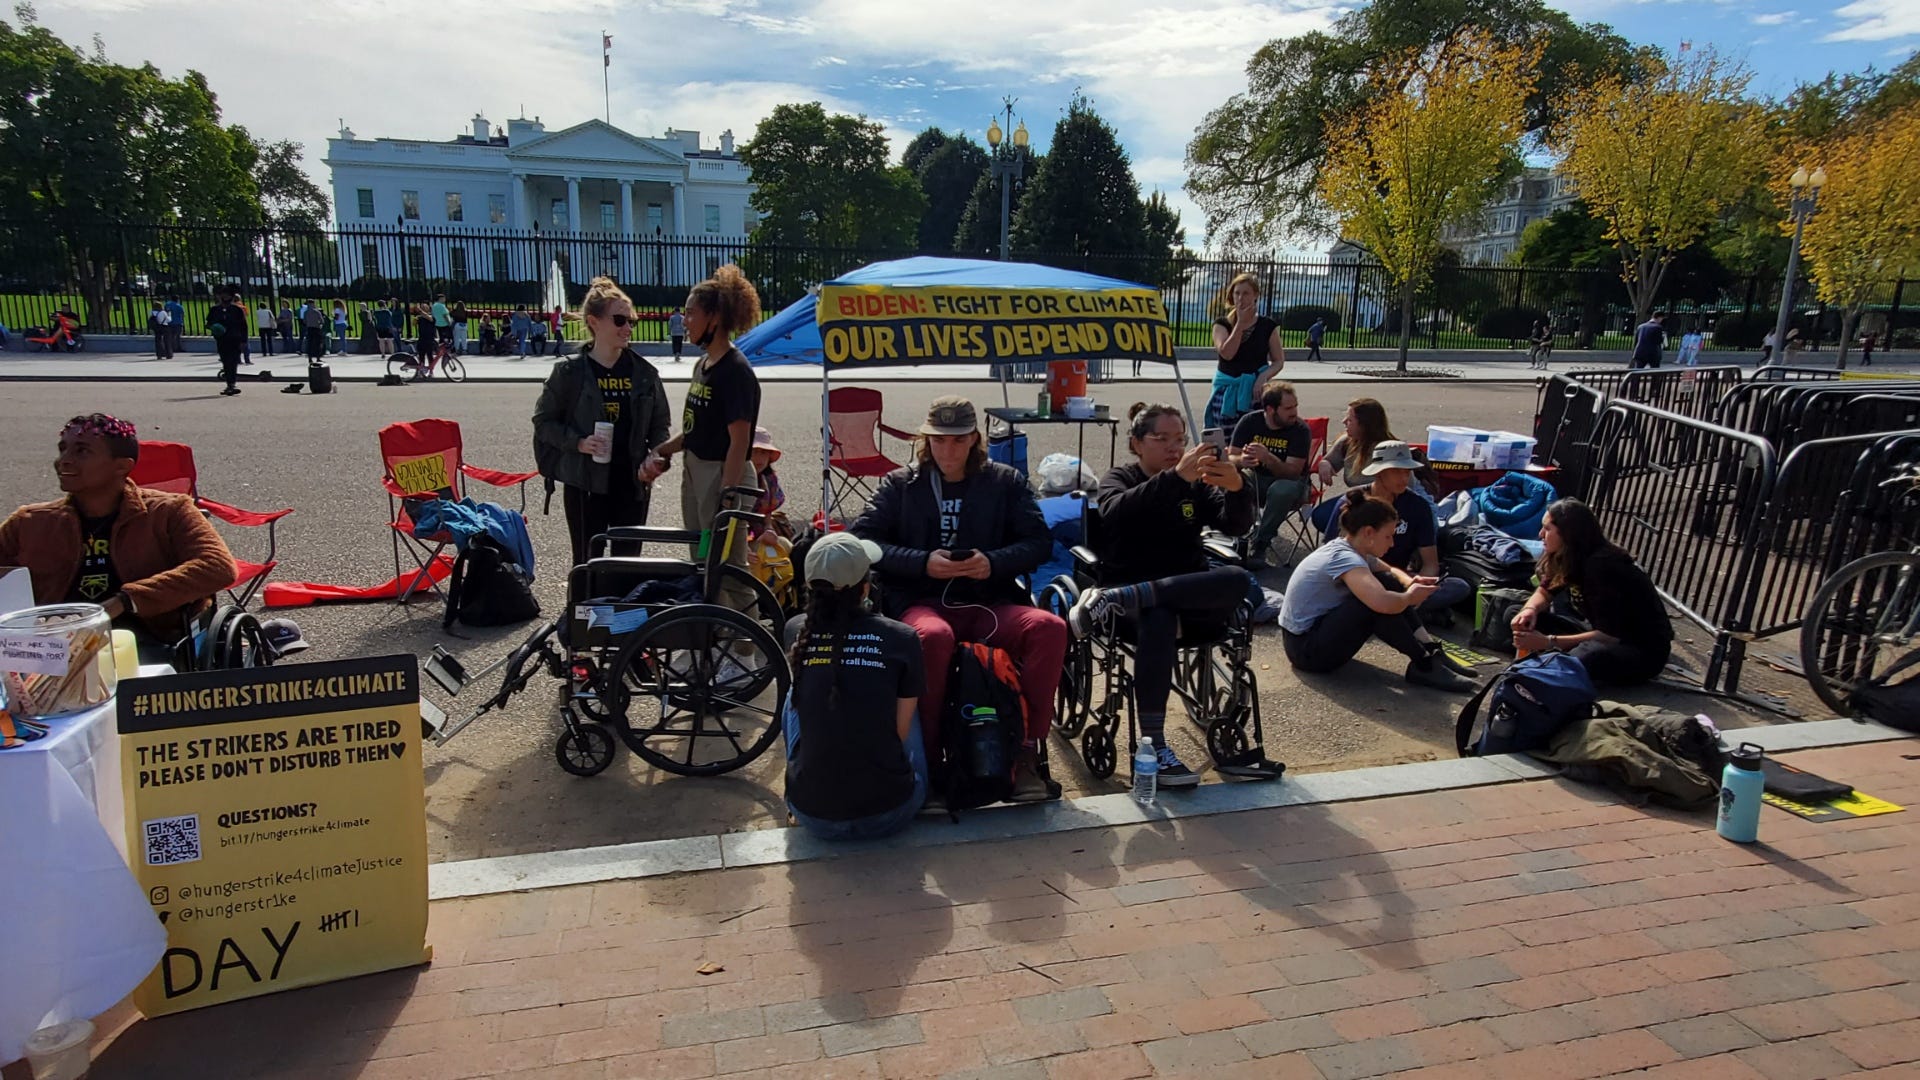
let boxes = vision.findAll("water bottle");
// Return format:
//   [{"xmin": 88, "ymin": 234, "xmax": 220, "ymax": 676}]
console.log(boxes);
[
  {"xmin": 1132, "ymin": 737, "xmax": 1158, "ymax": 807},
  {"xmin": 1716, "ymin": 741, "xmax": 1766, "ymax": 843},
  {"xmin": 968, "ymin": 708, "xmax": 1008, "ymax": 783}
]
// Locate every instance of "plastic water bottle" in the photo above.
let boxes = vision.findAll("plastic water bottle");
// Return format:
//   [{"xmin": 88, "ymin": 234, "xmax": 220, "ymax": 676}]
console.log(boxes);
[
  {"xmin": 1132, "ymin": 737, "xmax": 1158, "ymax": 807},
  {"xmin": 1716, "ymin": 742, "xmax": 1766, "ymax": 843}
]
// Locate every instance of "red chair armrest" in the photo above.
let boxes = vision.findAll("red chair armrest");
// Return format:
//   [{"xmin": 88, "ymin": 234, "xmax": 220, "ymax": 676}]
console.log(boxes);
[
  {"xmin": 382, "ymin": 477, "xmax": 409, "ymax": 497},
  {"xmin": 198, "ymin": 497, "xmax": 293, "ymax": 528},
  {"xmin": 878, "ymin": 423, "xmax": 915, "ymax": 441},
  {"xmin": 460, "ymin": 463, "xmax": 539, "ymax": 488}
]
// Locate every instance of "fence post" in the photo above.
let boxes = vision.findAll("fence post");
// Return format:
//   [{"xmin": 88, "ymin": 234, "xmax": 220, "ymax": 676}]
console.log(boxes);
[
  {"xmin": 116, "ymin": 223, "xmax": 136, "ymax": 334},
  {"xmin": 1348, "ymin": 262, "xmax": 1362, "ymax": 348}
]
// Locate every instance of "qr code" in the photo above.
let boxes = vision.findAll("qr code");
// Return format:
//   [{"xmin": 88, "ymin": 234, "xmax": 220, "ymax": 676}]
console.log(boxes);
[{"xmin": 143, "ymin": 813, "xmax": 202, "ymax": 866}]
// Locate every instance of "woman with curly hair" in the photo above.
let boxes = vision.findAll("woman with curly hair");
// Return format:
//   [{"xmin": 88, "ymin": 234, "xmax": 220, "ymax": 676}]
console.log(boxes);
[{"xmin": 1510, "ymin": 498, "xmax": 1671, "ymax": 686}]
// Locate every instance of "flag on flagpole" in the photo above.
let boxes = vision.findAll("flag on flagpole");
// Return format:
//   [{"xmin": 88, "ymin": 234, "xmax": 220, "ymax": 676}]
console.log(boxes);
[{"xmin": 603, "ymin": 32, "xmax": 612, "ymax": 68}]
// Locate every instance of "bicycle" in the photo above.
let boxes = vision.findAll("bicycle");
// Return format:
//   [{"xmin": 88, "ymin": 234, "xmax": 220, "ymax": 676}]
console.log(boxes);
[
  {"xmin": 386, "ymin": 339, "xmax": 467, "ymax": 383},
  {"xmin": 1798, "ymin": 467, "xmax": 1920, "ymax": 719}
]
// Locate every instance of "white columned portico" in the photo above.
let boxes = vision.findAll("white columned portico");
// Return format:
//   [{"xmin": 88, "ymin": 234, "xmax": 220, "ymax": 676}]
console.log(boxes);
[
  {"xmin": 619, "ymin": 180, "xmax": 634, "ymax": 235},
  {"xmin": 566, "ymin": 176, "xmax": 582, "ymax": 234},
  {"xmin": 513, "ymin": 173, "xmax": 531, "ymax": 228},
  {"xmin": 671, "ymin": 183, "xmax": 685, "ymax": 237}
]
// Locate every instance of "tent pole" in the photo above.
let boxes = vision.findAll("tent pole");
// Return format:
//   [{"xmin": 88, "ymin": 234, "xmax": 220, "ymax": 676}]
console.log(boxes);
[
  {"xmin": 820, "ymin": 363, "xmax": 834, "ymax": 526},
  {"xmin": 1172, "ymin": 357, "xmax": 1198, "ymax": 437},
  {"xmin": 999, "ymin": 364, "xmax": 1010, "ymax": 409}
]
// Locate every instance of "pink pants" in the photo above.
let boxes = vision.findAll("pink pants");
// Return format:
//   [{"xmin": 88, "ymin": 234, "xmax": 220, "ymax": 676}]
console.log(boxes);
[{"xmin": 899, "ymin": 602, "xmax": 1066, "ymax": 752}]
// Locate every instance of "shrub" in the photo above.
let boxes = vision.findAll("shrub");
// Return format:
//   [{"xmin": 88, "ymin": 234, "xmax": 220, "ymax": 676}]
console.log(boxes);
[
  {"xmin": 1473, "ymin": 305, "xmax": 1548, "ymax": 341},
  {"xmin": 1279, "ymin": 304, "xmax": 1341, "ymax": 333},
  {"xmin": 1707, "ymin": 311, "xmax": 1777, "ymax": 348}
]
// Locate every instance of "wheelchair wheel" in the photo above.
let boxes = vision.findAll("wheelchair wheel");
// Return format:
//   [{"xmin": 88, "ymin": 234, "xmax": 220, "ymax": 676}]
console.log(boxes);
[
  {"xmin": 1183, "ymin": 642, "xmax": 1251, "ymax": 729},
  {"xmin": 198, "ymin": 605, "xmax": 275, "ymax": 670},
  {"xmin": 1081, "ymin": 723, "xmax": 1117, "ymax": 780},
  {"xmin": 1040, "ymin": 578, "xmax": 1091, "ymax": 738},
  {"xmin": 1205, "ymin": 714, "xmax": 1250, "ymax": 763},
  {"xmin": 605, "ymin": 604, "xmax": 790, "ymax": 776},
  {"xmin": 555, "ymin": 725, "xmax": 616, "ymax": 776}
]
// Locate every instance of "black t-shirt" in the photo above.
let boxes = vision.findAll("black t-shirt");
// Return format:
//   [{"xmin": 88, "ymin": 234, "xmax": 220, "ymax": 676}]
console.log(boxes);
[
  {"xmin": 1383, "ymin": 488, "xmax": 1437, "ymax": 571},
  {"xmin": 785, "ymin": 613, "xmax": 924, "ymax": 821},
  {"xmin": 209, "ymin": 303, "xmax": 248, "ymax": 355},
  {"xmin": 1561, "ymin": 549, "xmax": 1673, "ymax": 650},
  {"xmin": 67, "ymin": 511, "xmax": 121, "ymax": 604},
  {"xmin": 934, "ymin": 475, "xmax": 970, "ymax": 548},
  {"xmin": 1213, "ymin": 315, "xmax": 1278, "ymax": 377},
  {"xmin": 1230, "ymin": 412, "xmax": 1311, "ymax": 469},
  {"xmin": 683, "ymin": 347, "xmax": 761, "ymax": 462},
  {"xmin": 593, "ymin": 351, "xmax": 637, "ymax": 467}
]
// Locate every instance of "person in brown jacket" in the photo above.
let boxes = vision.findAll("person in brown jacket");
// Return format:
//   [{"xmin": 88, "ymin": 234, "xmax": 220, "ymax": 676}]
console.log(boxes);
[{"xmin": 0, "ymin": 414, "xmax": 237, "ymax": 651}]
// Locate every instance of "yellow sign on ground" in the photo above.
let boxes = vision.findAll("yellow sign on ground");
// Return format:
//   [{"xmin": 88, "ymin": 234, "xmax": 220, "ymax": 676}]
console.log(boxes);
[
  {"xmin": 1763, "ymin": 789, "xmax": 1905, "ymax": 822},
  {"xmin": 116, "ymin": 655, "xmax": 430, "ymax": 1017},
  {"xmin": 815, "ymin": 284, "xmax": 1174, "ymax": 367}
]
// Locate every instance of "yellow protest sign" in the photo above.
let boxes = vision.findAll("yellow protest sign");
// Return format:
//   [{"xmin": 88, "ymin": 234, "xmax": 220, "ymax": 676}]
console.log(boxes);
[
  {"xmin": 1762, "ymin": 789, "xmax": 1905, "ymax": 823},
  {"xmin": 391, "ymin": 452, "xmax": 453, "ymax": 495},
  {"xmin": 117, "ymin": 655, "xmax": 430, "ymax": 1017},
  {"xmin": 816, "ymin": 284, "xmax": 1174, "ymax": 367}
]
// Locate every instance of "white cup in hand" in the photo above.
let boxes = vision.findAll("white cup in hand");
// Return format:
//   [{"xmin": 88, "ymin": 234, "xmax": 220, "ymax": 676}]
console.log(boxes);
[{"xmin": 591, "ymin": 421, "xmax": 615, "ymax": 464}]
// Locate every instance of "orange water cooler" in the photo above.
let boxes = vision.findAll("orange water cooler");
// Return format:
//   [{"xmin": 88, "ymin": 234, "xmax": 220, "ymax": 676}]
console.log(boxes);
[{"xmin": 1046, "ymin": 360, "xmax": 1087, "ymax": 412}]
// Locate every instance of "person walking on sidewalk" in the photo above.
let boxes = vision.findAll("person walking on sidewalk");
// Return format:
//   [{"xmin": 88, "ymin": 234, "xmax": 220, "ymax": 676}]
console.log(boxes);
[
  {"xmin": 275, "ymin": 301, "xmax": 294, "ymax": 354},
  {"xmin": 1631, "ymin": 311, "xmax": 1667, "ymax": 370},
  {"xmin": 668, "ymin": 307, "xmax": 686, "ymax": 362},
  {"xmin": 164, "ymin": 295, "xmax": 185, "ymax": 356},
  {"xmin": 254, "ymin": 301, "xmax": 275, "ymax": 357},
  {"xmin": 208, "ymin": 288, "xmax": 248, "ymax": 396},
  {"xmin": 147, "ymin": 300, "xmax": 172, "ymax": 360},
  {"xmin": 511, "ymin": 305, "xmax": 534, "ymax": 358},
  {"xmin": 302, "ymin": 300, "xmax": 326, "ymax": 362},
  {"xmin": 1306, "ymin": 316, "xmax": 1326, "ymax": 363}
]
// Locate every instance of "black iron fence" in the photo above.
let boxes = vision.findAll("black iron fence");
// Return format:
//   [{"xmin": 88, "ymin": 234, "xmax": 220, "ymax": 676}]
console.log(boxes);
[{"xmin": 2, "ymin": 219, "xmax": 1913, "ymax": 353}]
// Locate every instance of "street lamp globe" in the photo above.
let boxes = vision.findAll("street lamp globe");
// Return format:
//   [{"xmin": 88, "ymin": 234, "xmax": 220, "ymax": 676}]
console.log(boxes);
[
  {"xmin": 1013, "ymin": 120, "xmax": 1030, "ymax": 150},
  {"xmin": 986, "ymin": 119, "xmax": 1003, "ymax": 149},
  {"xmin": 1809, "ymin": 166, "xmax": 1828, "ymax": 190},
  {"xmin": 1789, "ymin": 166, "xmax": 1809, "ymax": 190}
]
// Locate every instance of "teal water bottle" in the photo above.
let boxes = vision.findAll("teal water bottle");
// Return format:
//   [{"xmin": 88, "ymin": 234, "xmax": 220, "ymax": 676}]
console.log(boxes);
[{"xmin": 1716, "ymin": 742, "xmax": 1765, "ymax": 843}]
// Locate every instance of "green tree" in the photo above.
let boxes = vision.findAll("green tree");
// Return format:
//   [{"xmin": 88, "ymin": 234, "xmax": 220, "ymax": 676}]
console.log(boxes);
[
  {"xmin": 0, "ymin": 6, "xmax": 263, "ymax": 326},
  {"xmin": 1010, "ymin": 94, "xmax": 1179, "ymax": 277},
  {"xmin": 913, "ymin": 136, "xmax": 988, "ymax": 252},
  {"xmin": 954, "ymin": 144, "xmax": 1038, "ymax": 257},
  {"xmin": 1187, "ymin": 0, "xmax": 1647, "ymax": 248},
  {"xmin": 739, "ymin": 102, "xmax": 925, "ymax": 250},
  {"xmin": 254, "ymin": 138, "xmax": 330, "ymax": 230},
  {"xmin": 900, "ymin": 127, "xmax": 951, "ymax": 178}
]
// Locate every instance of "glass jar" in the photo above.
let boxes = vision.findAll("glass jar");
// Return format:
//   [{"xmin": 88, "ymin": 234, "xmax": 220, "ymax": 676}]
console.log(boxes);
[{"xmin": 0, "ymin": 603, "xmax": 117, "ymax": 720}]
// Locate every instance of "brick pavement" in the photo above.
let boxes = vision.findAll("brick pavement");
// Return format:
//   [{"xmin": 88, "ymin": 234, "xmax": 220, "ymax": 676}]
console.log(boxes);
[{"xmin": 77, "ymin": 743, "xmax": 1919, "ymax": 1079}]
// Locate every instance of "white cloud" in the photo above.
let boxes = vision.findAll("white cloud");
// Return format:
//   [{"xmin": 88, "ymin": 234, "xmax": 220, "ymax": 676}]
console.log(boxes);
[
  {"xmin": 1749, "ymin": 11, "xmax": 1796, "ymax": 25},
  {"xmin": 1826, "ymin": 0, "xmax": 1920, "ymax": 42}
]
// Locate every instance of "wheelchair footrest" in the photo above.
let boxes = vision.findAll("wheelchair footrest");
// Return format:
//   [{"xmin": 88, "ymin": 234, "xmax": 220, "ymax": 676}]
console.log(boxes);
[{"xmin": 1214, "ymin": 750, "xmax": 1285, "ymax": 781}]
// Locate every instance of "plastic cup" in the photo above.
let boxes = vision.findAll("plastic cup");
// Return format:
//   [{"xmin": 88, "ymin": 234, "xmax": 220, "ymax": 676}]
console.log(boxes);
[
  {"xmin": 25, "ymin": 1019, "xmax": 93, "ymax": 1080},
  {"xmin": 111, "ymin": 628, "xmax": 139, "ymax": 681},
  {"xmin": 591, "ymin": 421, "xmax": 615, "ymax": 464}
]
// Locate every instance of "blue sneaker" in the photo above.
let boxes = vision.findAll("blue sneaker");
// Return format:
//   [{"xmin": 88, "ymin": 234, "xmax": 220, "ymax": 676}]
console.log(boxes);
[
  {"xmin": 1155, "ymin": 745, "xmax": 1200, "ymax": 788},
  {"xmin": 1067, "ymin": 587, "xmax": 1122, "ymax": 639}
]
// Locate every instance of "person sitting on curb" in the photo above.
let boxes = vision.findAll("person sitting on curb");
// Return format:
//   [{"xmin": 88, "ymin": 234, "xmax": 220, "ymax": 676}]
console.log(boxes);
[
  {"xmin": 1068, "ymin": 402, "xmax": 1255, "ymax": 788},
  {"xmin": 1350, "ymin": 440, "xmax": 1471, "ymax": 622},
  {"xmin": 782, "ymin": 533, "xmax": 928, "ymax": 840},
  {"xmin": 0, "ymin": 414, "xmax": 238, "ymax": 663},
  {"xmin": 1279, "ymin": 490, "xmax": 1476, "ymax": 692},
  {"xmin": 1511, "ymin": 498, "xmax": 1672, "ymax": 687},
  {"xmin": 1232, "ymin": 380, "xmax": 1312, "ymax": 571},
  {"xmin": 852, "ymin": 396, "xmax": 1062, "ymax": 805}
]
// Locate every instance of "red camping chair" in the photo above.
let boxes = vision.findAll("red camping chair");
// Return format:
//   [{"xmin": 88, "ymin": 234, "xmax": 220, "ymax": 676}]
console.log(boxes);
[
  {"xmin": 826, "ymin": 387, "xmax": 914, "ymax": 523},
  {"xmin": 131, "ymin": 440, "xmax": 293, "ymax": 607},
  {"xmin": 378, "ymin": 419, "xmax": 538, "ymax": 604},
  {"xmin": 1278, "ymin": 416, "xmax": 1331, "ymax": 563}
]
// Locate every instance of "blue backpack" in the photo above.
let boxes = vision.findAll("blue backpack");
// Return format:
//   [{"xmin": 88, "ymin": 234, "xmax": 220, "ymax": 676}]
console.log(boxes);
[{"xmin": 1455, "ymin": 653, "xmax": 1597, "ymax": 756}]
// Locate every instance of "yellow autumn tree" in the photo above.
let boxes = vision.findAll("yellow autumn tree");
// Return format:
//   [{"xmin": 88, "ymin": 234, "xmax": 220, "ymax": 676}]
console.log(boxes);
[
  {"xmin": 1551, "ymin": 47, "xmax": 1772, "ymax": 323},
  {"xmin": 1795, "ymin": 101, "xmax": 1920, "ymax": 367},
  {"xmin": 1318, "ymin": 32, "xmax": 1536, "ymax": 371}
]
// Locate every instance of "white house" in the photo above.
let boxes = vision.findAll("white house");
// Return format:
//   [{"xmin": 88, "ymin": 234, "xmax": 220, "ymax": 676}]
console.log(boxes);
[
  {"xmin": 323, "ymin": 114, "xmax": 756, "ymax": 284},
  {"xmin": 1441, "ymin": 166, "xmax": 1580, "ymax": 264}
]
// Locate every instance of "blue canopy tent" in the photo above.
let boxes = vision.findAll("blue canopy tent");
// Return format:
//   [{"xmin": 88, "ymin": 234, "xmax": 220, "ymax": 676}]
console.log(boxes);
[{"xmin": 735, "ymin": 256, "xmax": 1188, "ymax": 519}]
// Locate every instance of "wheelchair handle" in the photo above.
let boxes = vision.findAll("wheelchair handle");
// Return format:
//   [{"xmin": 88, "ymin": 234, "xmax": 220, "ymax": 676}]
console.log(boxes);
[{"xmin": 599, "ymin": 525, "xmax": 703, "ymax": 546}]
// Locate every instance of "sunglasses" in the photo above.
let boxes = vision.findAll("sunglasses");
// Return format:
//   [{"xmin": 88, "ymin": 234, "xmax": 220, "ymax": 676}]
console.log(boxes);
[{"xmin": 606, "ymin": 314, "xmax": 633, "ymax": 328}]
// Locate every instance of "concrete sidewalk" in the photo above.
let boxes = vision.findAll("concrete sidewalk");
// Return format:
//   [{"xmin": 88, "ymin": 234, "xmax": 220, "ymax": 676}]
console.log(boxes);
[{"xmin": 74, "ymin": 740, "xmax": 1918, "ymax": 1079}]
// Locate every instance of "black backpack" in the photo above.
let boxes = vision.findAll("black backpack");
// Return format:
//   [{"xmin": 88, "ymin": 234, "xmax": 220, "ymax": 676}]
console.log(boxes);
[
  {"xmin": 1455, "ymin": 652, "xmax": 1598, "ymax": 756},
  {"xmin": 941, "ymin": 643, "xmax": 1026, "ymax": 811},
  {"xmin": 444, "ymin": 534, "xmax": 541, "ymax": 628}
]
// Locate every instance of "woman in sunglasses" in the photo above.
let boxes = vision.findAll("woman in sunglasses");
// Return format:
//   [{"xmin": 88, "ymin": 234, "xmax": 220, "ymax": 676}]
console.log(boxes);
[{"xmin": 533, "ymin": 276, "xmax": 673, "ymax": 567}]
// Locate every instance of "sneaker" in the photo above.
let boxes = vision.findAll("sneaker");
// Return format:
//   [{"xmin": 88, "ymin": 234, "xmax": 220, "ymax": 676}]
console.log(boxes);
[
  {"xmin": 918, "ymin": 791, "xmax": 949, "ymax": 817},
  {"xmin": 1009, "ymin": 748, "xmax": 1050, "ymax": 803},
  {"xmin": 1153, "ymin": 745, "xmax": 1201, "ymax": 788},
  {"xmin": 1067, "ymin": 587, "xmax": 1120, "ymax": 639},
  {"xmin": 220, "ymin": 387, "xmax": 242, "ymax": 396},
  {"xmin": 1428, "ymin": 642, "xmax": 1477, "ymax": 679},
  {"xmin": 1405, "ymin": 658, "xmax": 1476, "ymax": 694}
]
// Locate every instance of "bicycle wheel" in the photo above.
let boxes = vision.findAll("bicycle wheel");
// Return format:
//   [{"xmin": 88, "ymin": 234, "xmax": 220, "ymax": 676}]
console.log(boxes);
[
  {"xmin": 439, "ymin": 355, "xmax": 467, "ymax": 382},
  {"xmin": 1800, "ymin": 550, "xmax": 1920, "ymax": 718},
  {"xmin": 385, "ymin": 354, "xmax": 411, "ymax": 380},
  {"xmin": 605, "ymin": 604, "xmax": 790, "ymax": 776}
]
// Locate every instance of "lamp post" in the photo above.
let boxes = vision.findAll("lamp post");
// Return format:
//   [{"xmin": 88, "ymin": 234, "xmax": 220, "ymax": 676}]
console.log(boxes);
[
  {"xmin": 1767, "ymin": 164, "xmax": 1825, "ymax": 368},
  {"xmin": 984, "ymin": 97, "xmax": 1029, "ymax": 262}
]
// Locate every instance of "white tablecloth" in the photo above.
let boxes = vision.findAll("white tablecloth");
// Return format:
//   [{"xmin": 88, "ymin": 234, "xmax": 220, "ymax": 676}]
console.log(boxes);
[{"xmin": 0, "ymin": 678, "xmax": 168, "ymax": 1064}]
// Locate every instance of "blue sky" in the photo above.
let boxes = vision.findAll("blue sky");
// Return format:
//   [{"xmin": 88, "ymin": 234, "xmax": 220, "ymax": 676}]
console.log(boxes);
[{"xmin": 32, "ymin": 0, "xmax": 1919, "ymax": 251}]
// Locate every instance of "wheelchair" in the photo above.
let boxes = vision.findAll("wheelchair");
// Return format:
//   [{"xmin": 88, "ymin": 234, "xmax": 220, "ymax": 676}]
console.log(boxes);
[
  {"xmin": 418, "ymin": 486, "xmax": 792, "ymax": 779},
  {"xmin": 1038, "ymin": 507, "xmax": 1280, "ymax": 782},
  {"xmin": 172, "ymin": 601, "xmax": 278, "ymax": 672}
]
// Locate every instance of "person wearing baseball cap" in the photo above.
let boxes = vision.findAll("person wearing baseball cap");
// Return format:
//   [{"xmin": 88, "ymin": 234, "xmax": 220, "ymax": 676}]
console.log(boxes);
[
  {"xmin": 781, "ymin": 532, "xmax": 930, "ymax": 839},
  {"xmin": 849, "ymin": 395, "xmax": 1063, "ymax": 806},
  {"xmin": 1354, "ymin": 440, "xmax": 1472, "ymax": 633}
]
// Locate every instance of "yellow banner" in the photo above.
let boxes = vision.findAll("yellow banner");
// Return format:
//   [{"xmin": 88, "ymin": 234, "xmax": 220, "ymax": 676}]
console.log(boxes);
[
  {"xmin": 816, "ymin": 284, "xmax": 1174, "ymax": 366},
  {"xmin": 117, "ymin": 655, "xmax": 430, "ymax": 1017}
]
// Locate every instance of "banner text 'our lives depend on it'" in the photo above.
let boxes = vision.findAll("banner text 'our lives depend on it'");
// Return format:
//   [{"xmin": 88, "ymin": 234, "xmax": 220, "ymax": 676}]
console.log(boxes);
[{"xmin": 817, "ymin": 286, "xmax": 1175, "ymax": 366}]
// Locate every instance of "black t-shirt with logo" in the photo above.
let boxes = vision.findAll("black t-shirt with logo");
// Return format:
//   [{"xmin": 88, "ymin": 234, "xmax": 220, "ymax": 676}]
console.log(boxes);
[
  {"xmin": 785, "ymin": 613, "xmax": 924, "ymax": 821},
  {"xmin": 934, "ymin": 476, "xmax": 970, "ymax": 548},
  {"xmin": 67, "ymin": 511, "xmax": 121, "ymax": 604},
  {"xmin": 682, "ymin": 347, "xmax": 761, "ymax": 462},
  {"xmin": 1229, "ymin": 411, "xmax": 1311, "ymax": 469},
  {"xmin": 1212, "ymin": 315, "xmax": 1278, "ymax": 377},
  {"xmin": 593, "ymin": 351, "xmax": 637, "ymax": 468}
]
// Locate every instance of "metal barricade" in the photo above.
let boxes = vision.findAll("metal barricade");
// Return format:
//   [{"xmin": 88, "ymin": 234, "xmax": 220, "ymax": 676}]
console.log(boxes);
[
  {"xmin": 1749, "ymin": 365, "xmax": 1843, "ymax": 383},
  {"xmin": 1617, "ymin": 366, "xmax": 1746, "ymax": 422},
  {"xmin": 1786, "ymin": 386, "xmax": 1920, "ymax": 450},
  {"xmin": 1585, "ymin": 400, "xmax": 1776, "ymax": 692},
  {"xmin": 1532, "ymin": 374, "xmax": 1608, "ymax": 500}
]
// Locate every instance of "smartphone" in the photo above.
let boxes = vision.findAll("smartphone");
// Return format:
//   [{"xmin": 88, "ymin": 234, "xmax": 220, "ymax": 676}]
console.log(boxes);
[
  {"xmin": 947, "ymin": 548, "xmax": 976, "ymax": 562},
  {"xmin": 1200, "ymin": 428, "xmax": 1226, "ymax": 454}
]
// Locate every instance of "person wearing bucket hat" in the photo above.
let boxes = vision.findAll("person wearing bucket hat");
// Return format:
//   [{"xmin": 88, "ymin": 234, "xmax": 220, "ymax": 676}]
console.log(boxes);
[
  {"xmin": 781, "ymin": 532, "xmax": 930, "ymax": 840},
  {"xmin": 748, "ymin": 426, "xmax": 787, "ymax": 539},
  {"xmin": 850, "ymin": 395, "xmax": 1062, "ymax": 805},
  {"xmin": 1356, "ymin": 440, "xmax": 1472, "ymax": 624}
]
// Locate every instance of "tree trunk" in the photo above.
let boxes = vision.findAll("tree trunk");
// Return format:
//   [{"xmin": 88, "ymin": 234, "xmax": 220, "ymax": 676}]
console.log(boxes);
[
  {"xmin": 1836, "ymin": 307, "xmax": 1859, "ymax": 370},
  {"xmin": 1397, "ymin": 279, "xmax": 1414, "ymax": 373}
]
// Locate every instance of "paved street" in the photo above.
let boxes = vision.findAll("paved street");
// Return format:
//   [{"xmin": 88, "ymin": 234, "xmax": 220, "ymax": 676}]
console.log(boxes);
[
  {"xmin": 0, "ymin": 378, "xmax": 1810, "ymax": 862},
  {"xmin": 71, "ymin": 741, "xmax": 1920, "ymax": 1079}
]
